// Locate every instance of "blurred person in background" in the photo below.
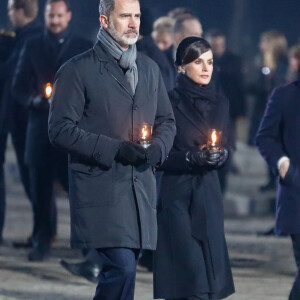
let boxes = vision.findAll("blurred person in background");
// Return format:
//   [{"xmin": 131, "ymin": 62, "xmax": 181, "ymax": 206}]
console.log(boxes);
[
  {"xmin": 286, "ymin": 44, "xmax": 300, "ymax": 82},
  {"xmin": 167, "ymin": 7, "xmax": 196, "ymax": 20},
  {"xmin": 205, "ymin": 29, "xmax": 246, "ymax": 192},
  {"xmin": 256, "ymin": 79, "xmax": 300, "ymax": 300},
  {"xmin": 12, "ymin": 0, "xmax": 92, "ymax": 261},
  {"xmin": 248, "ymin": 30, "xmax": 288, "ymax": 193},
  {"xmin": 137, "ymin": 7, "xmax": 174, "ymax": 91},
  {"xmin": 152, "ymin": 17, "xmax": 174, "ymax": 51},
  {"xmin": 0, "ymin": 28, "xmax": 15, "ymax": 245},
  {"xmin": 165, "ymin": 16, "xmax": 203, "ymax": 89},
  {"xmin": 0, "ymin": 0, "xmax": 42, "ymax": 247},
  {"xmin": 154, "ymin": 36, "xmax": 234, "ymax": 300}
]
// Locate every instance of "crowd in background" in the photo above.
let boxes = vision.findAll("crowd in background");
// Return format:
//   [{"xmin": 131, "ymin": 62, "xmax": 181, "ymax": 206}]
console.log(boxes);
[{"xmin": 0, "ymin": 0, "xmax": 300, "ymax": 268}]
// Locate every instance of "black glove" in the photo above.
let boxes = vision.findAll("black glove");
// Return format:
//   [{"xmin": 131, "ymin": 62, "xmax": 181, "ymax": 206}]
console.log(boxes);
[
  {"xmin": 216, "ymin": 148, "xmax": 229, "ymax": 168},
  {"xmin": 186, "ymin": 149, "xmax": 221, "ymax": 167},
  {"xmin": 30, "ymin": 95, "xmax": 49, "ymax": 110},
  {"xmin": 115, "ymin": 141, "xmax": 146, "ymax": 166},
  {"xmin": 145, "ymin": 143, "xmax": 162, "ymax": 167}
]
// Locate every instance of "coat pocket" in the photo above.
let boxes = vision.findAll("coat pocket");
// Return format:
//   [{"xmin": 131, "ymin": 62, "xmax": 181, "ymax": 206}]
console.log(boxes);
[{"xmin": 69, "ymin": 163, "xmax": 114, "ymax": 208}]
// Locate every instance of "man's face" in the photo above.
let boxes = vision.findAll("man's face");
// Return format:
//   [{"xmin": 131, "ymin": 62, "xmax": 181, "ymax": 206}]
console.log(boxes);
[
  {"xmin": 174, "ymin": 19, "xmax": 203, "ymax": 49},
  {"xmin": 45, "ymin": 1, "xmax": 72, "ymax": 34},
  {"xmin": 100, "ymin": 0, "xmax": 141, "ymax": 49},
  {"xmin": 211, "ymin": 36, "xmax": 226, "ymax": 57},
  {"xmin": 153, "ymin": 32, "xmax": 173, "ymax": 51},
  {"xmin": 7, "ymin": 0, "xmax": 24, "ymax": 28}
]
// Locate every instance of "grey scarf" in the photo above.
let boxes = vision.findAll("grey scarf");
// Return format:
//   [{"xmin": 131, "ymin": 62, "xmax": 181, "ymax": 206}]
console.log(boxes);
[{"xmin": 97, "ymin": 28, "xmax": 138, "ymax": 94}]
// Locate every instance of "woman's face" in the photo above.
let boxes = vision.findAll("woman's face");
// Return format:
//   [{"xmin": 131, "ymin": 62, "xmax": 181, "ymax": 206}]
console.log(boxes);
[{"xmin": 181, "ymin": 50, "xmax": 213, "ymax": 85}]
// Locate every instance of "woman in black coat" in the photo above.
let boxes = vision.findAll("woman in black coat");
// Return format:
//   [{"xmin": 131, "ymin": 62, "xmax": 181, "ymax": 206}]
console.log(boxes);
[{"xmin": 153, "ymin": 37, "xmax": 235, "ymax": 300}]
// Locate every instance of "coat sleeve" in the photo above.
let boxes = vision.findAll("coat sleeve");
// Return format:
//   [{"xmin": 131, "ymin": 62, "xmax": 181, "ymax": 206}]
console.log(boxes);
[
  {"xmin": 12, "ymin": 42, "xmax": 36, "ymax": 106},
  {"xmin": 151, "ymin": 71, "xmax": 176, "ymax": 165},
  {"xmin": 48, "ymin": 61, "xmax": 121, "ymax": 168},
  {"xmin": 255, "ymin": 87, "xmax": 286, "ymax": 175}
]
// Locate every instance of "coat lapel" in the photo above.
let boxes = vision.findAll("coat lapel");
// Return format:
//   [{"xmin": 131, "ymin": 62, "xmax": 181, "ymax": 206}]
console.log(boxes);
[
  {"xmin": 134, "ymin": 53, "xmax": 147, "ymax": 104},
  {"xmin": 93, "ymin": 42, "xmax": 134, "ymax": 99}
]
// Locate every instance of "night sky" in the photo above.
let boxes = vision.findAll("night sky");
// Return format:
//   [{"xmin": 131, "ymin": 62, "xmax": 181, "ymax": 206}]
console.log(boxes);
[{"xmin": 1, "ymin": 0, "xmax": 300, "ymax": 57}]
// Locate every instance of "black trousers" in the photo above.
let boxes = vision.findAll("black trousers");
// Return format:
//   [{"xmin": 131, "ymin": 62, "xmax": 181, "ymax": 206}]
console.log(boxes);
[
  {"xmin": 0, "ymin": 132, "xmax": 31, "ymax": 240},
  {"xmin": 93, "ymin": 248, "xmax": 140, "ymax": 300},
  {"xmin": 289, "ymin": 234, "xmax": 300, "ymax": 300},
  {"xmin": 29, "ymin": 153, "xmax": 68, "ymax": 250}
]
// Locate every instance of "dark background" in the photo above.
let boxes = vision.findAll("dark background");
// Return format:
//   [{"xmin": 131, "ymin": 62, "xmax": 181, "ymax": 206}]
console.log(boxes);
[{"xmin": 1, "ymin": 0, "xmax": 300, "ymax": 57}]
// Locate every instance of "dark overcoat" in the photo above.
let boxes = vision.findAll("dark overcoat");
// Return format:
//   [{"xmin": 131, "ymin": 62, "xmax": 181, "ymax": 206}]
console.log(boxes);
[
  {"xmin": 153, "ymin": 88, "xmax": 234, "ymax": 299},
  {"xmin": 12, "ymin": 31, "xmax": 92, "ymax": 166},
  {"xmin": 256, "ymin": 81, "xmax": 300, "ymax": 235},
  {"xmin": 0, "ymin": 19, "xmax": 41, "ymax": 136},
  {"xmin": 48, "ymin": 42, "xmax": 176, "ymax": 250}
]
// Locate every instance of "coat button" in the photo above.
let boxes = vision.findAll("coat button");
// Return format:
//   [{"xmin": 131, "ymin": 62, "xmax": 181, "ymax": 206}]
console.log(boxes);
[
  {"xmin": 88, "ymin": 167, "xmax": 93, "ymax": 172},
  {"xmin": 133, "ymin": 105, "xmax": 138, "ymax": 111},
  {"xmin": 133, "ymin": 176, "xmax": 138, "ymax": 182},
  {"xmin": 94, "ymin": 153, "xmax": 101, "ymax": 161}
]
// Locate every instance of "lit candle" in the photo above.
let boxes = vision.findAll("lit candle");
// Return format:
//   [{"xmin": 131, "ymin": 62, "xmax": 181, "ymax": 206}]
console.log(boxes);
[
  {"xmin": 44, "ymin": 83, "xmax": 53, "ymax": 99},
  {"xmin": 207, "ymin": 129, "xmax": 222, "ymax": 150},
  {"xmin": 139, "ymin": 123, "xmax": 152, "ymax": 148}
]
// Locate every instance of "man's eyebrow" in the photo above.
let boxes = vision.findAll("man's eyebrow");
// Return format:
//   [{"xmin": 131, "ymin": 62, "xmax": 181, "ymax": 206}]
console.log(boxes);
[{"xmin": 119, "ymin": 13, "xmax": 141, "ymax": 17}]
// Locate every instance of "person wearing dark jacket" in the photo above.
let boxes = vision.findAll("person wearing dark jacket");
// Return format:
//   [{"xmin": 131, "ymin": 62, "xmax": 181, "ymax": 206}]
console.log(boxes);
[
  {"xmin": 205, "ymin": 29, "xmax": 246, "ymax": 192},
  {"xmin": 153, "ymin": 37, "xmax": 234, "ymax": 300},
  {"xmin": 48, "ymin": 0, "xmax": 176, "ymax": 299},
  {"xmin": 248, "ymin": 30, "xmax": 288, "ymax": 194},
  {"xmin": 12, "ymin": 0, "xmax": 92, "ymax": 261},
  {"xmin": 256, "ymin": 81, "xmax": 300, "ymax": 300},
  {"xmin": 0, "ymin": 29, "xmax": 15, "ymax": 244},
  {"xmin": 0, "ymin": 0, "xmax": 41, "ymax": 246},
  {"xmin": 137, "ymin": 7, "xmax": 174, "ymax": 91}
]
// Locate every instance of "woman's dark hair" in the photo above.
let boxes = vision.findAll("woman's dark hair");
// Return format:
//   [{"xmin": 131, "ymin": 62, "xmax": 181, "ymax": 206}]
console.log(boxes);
[{"xmin": 175, "ymin": 37, "xmax": 212, "ymax": 66}]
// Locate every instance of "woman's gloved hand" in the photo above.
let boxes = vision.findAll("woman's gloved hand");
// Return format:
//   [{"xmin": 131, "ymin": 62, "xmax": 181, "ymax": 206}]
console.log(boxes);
[
  {"xmin": 186, "ymin": 148, "xmax": 221, "ymax": 167},
  {"xmin": 115, "ymin": 141, "xmax": 146, "ymax": 166},
  {"xmin": 216, "ymin": 148, "xmax": 229, "ymax": 168}
]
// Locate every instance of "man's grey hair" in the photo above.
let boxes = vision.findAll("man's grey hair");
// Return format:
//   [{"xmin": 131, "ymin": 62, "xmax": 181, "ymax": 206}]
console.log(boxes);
[{"xmin": 99, "ymin": 0, "xmax": 115, "ymax": 17}]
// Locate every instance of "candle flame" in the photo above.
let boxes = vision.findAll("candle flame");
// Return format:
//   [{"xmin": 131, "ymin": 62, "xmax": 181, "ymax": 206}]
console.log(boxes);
[
  {"xmin": 45, "ymin": 83, "xmax": 53, "ymax": 99},
  {"xmin": 211, "ymin": 130, "xmax": 217, "ymax": 147},
  {"xmin": 141, "ymin": 127, "xmax": 148, "ymax": 140}
]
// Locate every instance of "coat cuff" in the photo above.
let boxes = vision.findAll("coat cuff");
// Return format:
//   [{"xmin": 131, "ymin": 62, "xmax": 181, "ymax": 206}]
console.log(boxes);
[{"xmin": 92, "ymin": 134, "xmax": 122, "ymax": 168}]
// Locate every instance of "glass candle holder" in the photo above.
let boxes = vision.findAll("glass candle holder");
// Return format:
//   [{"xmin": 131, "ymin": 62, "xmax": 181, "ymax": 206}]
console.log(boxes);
[
  {"xmin": 207, "ymin": 129, "xmax": 222, "ymax": 150},
  {"xmin": 139, "ymin": 123, "xmax": 152, "ymax": 148}
]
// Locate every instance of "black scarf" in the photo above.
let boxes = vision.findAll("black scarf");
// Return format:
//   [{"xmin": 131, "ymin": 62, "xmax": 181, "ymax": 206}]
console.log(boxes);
[{"xmin": 175, "ymin": 73, "xmax": 216, "ymax": 117}]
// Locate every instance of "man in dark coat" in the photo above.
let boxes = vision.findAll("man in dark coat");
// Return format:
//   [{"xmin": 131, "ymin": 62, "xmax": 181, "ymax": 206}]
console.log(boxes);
[
  {"xmin": 0, "ymin": 29, "xmax": 15, "ymax": 244},
  {"xmin": 12, "ymin": 0, "xmax": 92, "ymax": 261},
  {"xmin": 48, "ymin": 0, "xmax": 176, "ymax": 298},
  {"xmin": 0, "ymin": 0, "xmax": 41, "ymax": 247},
  {"xmin": 256, "ymin": 81, "xmax": 300, "ymax": 300}
]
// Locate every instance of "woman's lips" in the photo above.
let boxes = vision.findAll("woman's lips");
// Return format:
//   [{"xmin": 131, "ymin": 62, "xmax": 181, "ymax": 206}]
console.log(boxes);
[{"xmin": 200, "ymin": 75, "xmax": 209, "ymax": 79}]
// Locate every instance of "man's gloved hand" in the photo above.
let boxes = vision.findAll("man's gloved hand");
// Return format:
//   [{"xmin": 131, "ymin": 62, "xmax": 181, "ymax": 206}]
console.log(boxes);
[
  {"xmin": 216, "ymin": 148, "xmax": 229, "ymax": 168},
  {"xmin": 145, "ymin": 142, "xmax": 161, "ymax": 167},
  {"xmin": 30, "ymin": 95, "xmax": 49, "ymax": 110},
  {"xmin": 186, "ymin": 148, "xmax": 221, "ymax": 167},
  {"xmin": 115, "ymin": 141, "xmax": 146, "ymax": 166}
]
